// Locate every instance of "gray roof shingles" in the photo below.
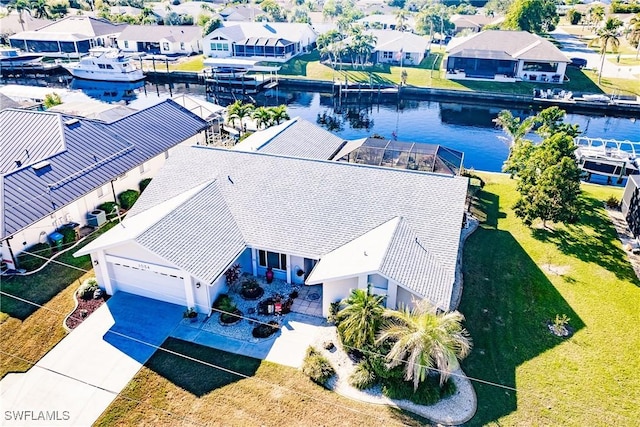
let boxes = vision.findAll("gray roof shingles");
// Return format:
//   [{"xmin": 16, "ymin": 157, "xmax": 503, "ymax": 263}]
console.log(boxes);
[
  {"xmin": 1, "ymin": 100, "xmax": 207, "ymax": 239},
  {"xmin": 128, "ymin": 146, "xmax": 468, "ymax": 305}
]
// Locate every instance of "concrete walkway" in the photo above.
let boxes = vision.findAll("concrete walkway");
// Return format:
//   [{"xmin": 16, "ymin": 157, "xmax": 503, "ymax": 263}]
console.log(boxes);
[
  {"xmin": 172, "ymin": 312, "xmax": 331, "ymax": 368},
  {"xmin": 551, "ymin": 28, "xmax": 640, "ymax": 79},
  {"xmin": 0, "ymin": 293, "xmax": 184, "ymax": 427}
]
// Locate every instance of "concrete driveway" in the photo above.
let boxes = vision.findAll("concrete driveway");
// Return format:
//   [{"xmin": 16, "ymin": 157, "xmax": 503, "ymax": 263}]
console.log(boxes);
[
  {"xmin": 551, "ymin": 28, "xmax": 640, "ymax": 79},
  {"xmin": 0, "ymin": 293, "xmax": 183, "ymax": 426}
]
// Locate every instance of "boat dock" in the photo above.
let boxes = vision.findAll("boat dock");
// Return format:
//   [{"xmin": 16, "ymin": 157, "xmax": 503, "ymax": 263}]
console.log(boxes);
[{"xmin": 575, "ymin": 137, "xmax": 640, "ymax": 183}]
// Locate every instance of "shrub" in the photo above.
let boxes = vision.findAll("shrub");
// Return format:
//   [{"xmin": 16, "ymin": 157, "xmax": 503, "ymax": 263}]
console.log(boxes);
[
  {"xmin": 252, "ymin": 320, "xmax": 279, "ymax": 338},
  {"xmin": 213, "ymin": 294, "xmax": 236, "ymax": 313},
  {"xmin": 78, "ymin": 278, "xmax": 99, "ymax": 300},
  {"xmin": 349, "ymin": 361, "xmax": 377, "ymax": 390},
  {"xmin": 327, "ymin": 300, "xmax": 341, "ymax": 324},
  {"xmin": 139, "ymin": 178, "xmax": 152, "ymax": 193},
  {"xmin": 117, "ymin": 189, "xmax": 140, "ymax": 210},
  {"xmin": 17, "ymin": 242, "xmax": 51, "ymax": 271},
  {"xmin": 567, "ymin": 9, "xmax": 582, "ymax": 25},
  {"xmin": 302, "ymin": 347, "xmax": 335, "ymax": 386},
  {"xmin": 605, "ymin": 195, "xmax": 620, "ymax": 209},
  {"xmin": 381, "ymin": 375, "xmax": 456, "ymax": 405},
  {"xmin": 58, "ymin": 226, "xmax": 77, "ymax": 245},
  {"xmin": 242, "ymin": 278, "xmax": 260, "ymax": 291},
  {"xmin": 97, "ymin": 201, "xmax": 118, "ymax": 220}
]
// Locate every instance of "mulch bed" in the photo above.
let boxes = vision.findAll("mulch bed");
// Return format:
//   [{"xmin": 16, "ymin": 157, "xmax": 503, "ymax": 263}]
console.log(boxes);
[{"xmin": 65, "ymin": 295, "xmax": 110, "ymax": 330}]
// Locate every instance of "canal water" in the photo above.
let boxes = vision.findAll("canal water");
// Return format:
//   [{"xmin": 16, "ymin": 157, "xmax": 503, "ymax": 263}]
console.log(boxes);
[{"xmin": 6, "ymin": 79, "xmax": 639, "ymax": 173}]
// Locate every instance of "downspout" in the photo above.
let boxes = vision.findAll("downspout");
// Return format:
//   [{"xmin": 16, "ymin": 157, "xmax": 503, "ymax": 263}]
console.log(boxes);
[
  {"xmin": 110, "ymin": 179, "xmax": 117, "ymax": 203},
  {"xmin": 3, "ymin": 236, "xmax": 17, "ymax": 270}
]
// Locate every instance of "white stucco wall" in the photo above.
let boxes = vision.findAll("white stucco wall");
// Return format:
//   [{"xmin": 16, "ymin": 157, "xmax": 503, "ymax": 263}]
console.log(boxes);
[
  {"xmin": 322, "ymin": 277, "xmax": 358, "ymax": 317},
  {"xmin": 396, "ymin": 286, "xmax": 420, "ymax": 311}
]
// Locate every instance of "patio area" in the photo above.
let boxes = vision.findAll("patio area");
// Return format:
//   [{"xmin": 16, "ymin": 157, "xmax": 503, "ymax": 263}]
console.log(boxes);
[{"xmin": 170, "ymin": 275, "xmax": 328, "ymax": 368}]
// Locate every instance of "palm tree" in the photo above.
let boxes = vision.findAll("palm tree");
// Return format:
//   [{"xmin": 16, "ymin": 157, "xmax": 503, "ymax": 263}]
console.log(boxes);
[
  {"xmin": 29, "ymin": 0, "xmax": 50, "ymax": 19},
  {"xmin": 588, "ymin": 4, "xmax": 605, "ymax": 31},
  {"xmin": 7, "ymin": 0, "xmax": 32, "ymax": 31},
  {"xmin": 227, "ymin": 101, "xmax": 255, "ymax": 131},
  {"xmin": 337, "ymin": 287, "xmax": 385, "ymax": 348},
  {"xmin": 493, "ymin": 110, "xmax": 535, "ymax": 146},
  {"xmin": 269, "ymin": 105, "xmax": 289, "ymax": 125},
  {"xmin": 252, "ymin": 107, "xmax": 272, "ymax": 129},
  {"xmin": 590, "ymin": 17, "xmax": 623, "ymax": 84},
  {"xmin": 628, "ymin": 13, "xmax": 640, "ymax": 59},
  {"xmin": 376, "ymin": 300, "xmax": 472, "ymax": 390},
  {"xmin": 395, "ymin": 9, "xmax": 408, "ymax": 32}
]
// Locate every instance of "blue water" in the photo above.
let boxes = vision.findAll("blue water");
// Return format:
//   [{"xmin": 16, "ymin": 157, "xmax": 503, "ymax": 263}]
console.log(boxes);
[{"xmin": 60, "ymin": 81, "xmax": 640, "ymax": 172}]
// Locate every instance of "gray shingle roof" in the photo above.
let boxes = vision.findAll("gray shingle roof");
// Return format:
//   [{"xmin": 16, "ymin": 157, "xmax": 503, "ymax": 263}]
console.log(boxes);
[
  {"xmin": 234, "ymin": 117, "xmax": 347, "ymax": 160},
  {"xmin": 118, "ymin": 25, "xmax": 202, "ymax": 43},
  {"xmin": 447, "ymin": 30, "xmax": 570, "ymax": 63},
  {"xmin": 125, "ymin": 147, "xmax": 468, "ymax": 305},
  {"xmin": 136, "ymin": 181, "xmax": 246, "ymax": 283},
  {"xmin": 1, "ymin": 100, "xmax": 207, "ymax": 239}
]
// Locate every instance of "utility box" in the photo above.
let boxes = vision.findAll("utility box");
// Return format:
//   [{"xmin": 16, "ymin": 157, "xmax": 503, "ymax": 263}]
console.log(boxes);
[
  {"xmin": 49, "ymin": 232, "xmax": 64, "ymax": 251},
  {"xmin": 87, "ymin": 209, "xmax": 106, "ymax": 227}
]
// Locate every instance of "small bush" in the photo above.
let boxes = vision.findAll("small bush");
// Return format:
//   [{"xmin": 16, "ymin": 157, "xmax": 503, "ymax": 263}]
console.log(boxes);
[
  {"xmin": 117, "ymin": 189, "xmax": 140, "ymax": 210},
  {"xmin": 139, "ymin": 178, "xmax": 152, "ymax": 193},
  {"xmin": 78, "ymin": 278, "xmax": 99, "ymax": 300},
  {"xmin": 252, "ymin": 320, "xmax": 279, "ymax": 338},
  {"xmin": 605, "ymin": 195, "xmax": 620, "ymax": 209},
  {"xmin": 349, "ymin": 361, "xmax": 377, "ymax": 390},
  {"xmin": 382, "ymin": 375, "xmax": 456, "ymax": 405},
  {"xmin": 17, "ymin": 242, "xmax": 51, "ymax": 271},
  {"xmin": 213, "ymin": 294, "xmax": 236, "ymax": 313},
  {"xmin": 327, "ymin": 300, "xmax": 341, "ymax": 324},
  {"xmin": 302, "ymin": 347, "xmax": 335, "ymax": 386},
  {"xmin": 97, "ymin": 201, "xmax": 118, "ymax": 220},
  {"xmin": 58, "ymin": 226, "xmax": 77, "ymax": 245}
]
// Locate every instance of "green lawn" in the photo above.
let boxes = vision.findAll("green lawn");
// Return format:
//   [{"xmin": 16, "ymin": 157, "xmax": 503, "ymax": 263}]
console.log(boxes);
[
  {"xmin": 460, "ymin": 174, "xmax": 640, "ymax": 425},
  {"xmin": 1, "ymin": 222, "xmax": 115, "ymax": 379},
  {"xmin": 95, "ymin": 338, "xmax": 429, "ymax": 426}
]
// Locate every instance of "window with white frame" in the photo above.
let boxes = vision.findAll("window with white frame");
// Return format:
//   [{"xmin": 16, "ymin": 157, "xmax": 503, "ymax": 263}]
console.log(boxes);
[
  {"xmin": 383, "ymin": 51, "xmax": 393, "ymax": 59},
  {"xmin": 258, "ymin": 250, "xmax": 287, "ymax": 270},
  {"xmin": 210, "ymin": 42, "xmax": 229, "ymax": 51}
]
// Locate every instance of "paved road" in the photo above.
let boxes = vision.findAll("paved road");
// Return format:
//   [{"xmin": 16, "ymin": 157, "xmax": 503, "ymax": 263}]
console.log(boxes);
[{"xmin": 551, "ymin": 28, "xmax": 640, "ymax": 80}]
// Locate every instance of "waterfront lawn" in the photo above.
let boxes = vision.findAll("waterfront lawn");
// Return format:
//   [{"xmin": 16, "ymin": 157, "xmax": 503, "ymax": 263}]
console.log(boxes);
[
  {"xmin": 95, "ymin": 338, "xmax": 428, "ymax": 426},
  {"xmin": 580, "ymin": 69, "xmax": 640, "ymax": 96},
  {"xmin": 169, "ymin": 55, "xmax": 205, "ymax": 72},
  {"xmin": 461, "ymin": 174, "xmax": 640, "ymax": 426}
]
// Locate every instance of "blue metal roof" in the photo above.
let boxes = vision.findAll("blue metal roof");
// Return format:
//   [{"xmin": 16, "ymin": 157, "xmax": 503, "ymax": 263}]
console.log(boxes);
[{"xmin": 1, "ymin": 99, "xmax": 208, "ymax": 239}]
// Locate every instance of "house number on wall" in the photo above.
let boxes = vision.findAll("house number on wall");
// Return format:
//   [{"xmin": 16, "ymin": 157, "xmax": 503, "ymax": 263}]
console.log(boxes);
[{"xmin": 138, "ymin": 263, "xmax": 151, "ymax": 271}]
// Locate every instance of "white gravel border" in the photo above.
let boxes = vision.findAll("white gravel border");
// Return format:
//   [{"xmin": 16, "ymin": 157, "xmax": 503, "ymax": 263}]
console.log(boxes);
[{"xmin": 312, "ymin": 327, "xmax": 477, "ymax": 425}]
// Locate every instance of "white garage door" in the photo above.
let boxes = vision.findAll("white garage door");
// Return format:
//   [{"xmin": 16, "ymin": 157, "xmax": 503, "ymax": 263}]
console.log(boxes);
[{"xmin": 109, "ymin": 261, "xmax": 187, "ymax": 306}]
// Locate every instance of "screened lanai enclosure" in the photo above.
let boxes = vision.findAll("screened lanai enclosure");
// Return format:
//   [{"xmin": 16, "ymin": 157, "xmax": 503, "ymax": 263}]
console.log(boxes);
[
  {"xmin": 233, "ymin": 37, "xmax": 297, "ymax": 59},
  {"xmin": 336, "ymin": 138, "xmax": 464, "ymax": 175}
]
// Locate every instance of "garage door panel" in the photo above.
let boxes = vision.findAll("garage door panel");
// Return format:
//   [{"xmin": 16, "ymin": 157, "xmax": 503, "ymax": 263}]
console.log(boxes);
[{"xmin": 109, "ymin": 262, "xmax": 187, "ymax": 307}]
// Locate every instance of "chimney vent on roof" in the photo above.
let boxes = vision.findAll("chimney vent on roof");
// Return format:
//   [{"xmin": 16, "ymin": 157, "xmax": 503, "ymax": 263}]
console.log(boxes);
[
  {"xmin": 32, "ymin": 160, "xmax": 51, "ymax": 170},
  {"xmin": 65, "ymin": 118, "xmax": 80, "ymax": 126}
]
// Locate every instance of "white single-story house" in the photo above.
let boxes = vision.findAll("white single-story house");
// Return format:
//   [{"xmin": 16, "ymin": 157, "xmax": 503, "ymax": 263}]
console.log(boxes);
[
  {"xmin": 75, "ymin": 147, "xmax": 469, "ymax": 316},
  {"xmin": 116, "ymin": 25, "xmax": 202, "ymax": 55},
  {"xmin": 367, "ymin": 29, "xmax": 430, "ymax": 65},
  {"xmin": 203, "ymin": 22, "xmax": 317, "ymax": 62},
  {"xmin": 219, "ymin": 5, "xmax": 263, "ymax": 22},
  {"xmin": 1, "ymin": 101, "xmax": 208, "ymax": 271},
  {"xmin": 445, "ymin": 30, "xmax": 571, "ymax": 83},
  {"xmin": 357, "ymin": 14, "xmax": 417, "ymax": 31},
  {"xmin": 450, "ymin": 14, "xmax": 504, "ymax": 34},
  {"xmin": 9, "ymin": 16, "xmax": 124, "ymax": 58},
  {"xmin": 233, "ymin": 117, "xmax": 347, "ymax": 160}
]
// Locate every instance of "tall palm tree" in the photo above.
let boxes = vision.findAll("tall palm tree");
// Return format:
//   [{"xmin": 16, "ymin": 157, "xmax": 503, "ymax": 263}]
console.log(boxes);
[
  {"xmin": 628, "ymin": 13, "xmax": 640, "ymax": 59},
  {"xmin": 337, "ymin": 287, "xmax": 385, "ymax": 348},
  {"xmin": 590, "ymin": 17, "xmax": 623, "ymax": 84},
  {"xmin": 252, "ymin": 106, "xmax": 272, "ymax": 129},
  {"xmin": 493, "ymin": 110, "xmax": 535, "ymax": 146},
  {"xmin": 376, "ymin": 300, "xmax": 472, "ymax": 390},
  {"xmin": 7, "ymin": 0, "xmax": 32, "ymax": 31},
  {"xmin": 395, "ymin": 9, "xmax": 408, "ymax": 32},
  {"xmin": 29, "ymin": 0, "xmax": 50, "ymax": 19},
  {"xmin": 269, "ymin": 105, "xmax": 289, "ymax": 125}
]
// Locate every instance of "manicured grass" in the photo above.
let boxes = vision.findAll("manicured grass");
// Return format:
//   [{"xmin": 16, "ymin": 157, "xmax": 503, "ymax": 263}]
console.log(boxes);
[
  {"xmin": 95, "ymin": 338, "xmax": 429, "ymax": 426},
  {"xmin": 580, "ymin": 69, "xmax": 640, "ymax": 96},
  {"xmin": 615, "ymin": 56, "xmax": 640, "ymax": 67},
  {"xmin": 460, "ymin": 173, "xmax": 640, "ymax": 425},
  {"xmin": 169, "ymin": 55, "xmax": 205, "ymax": 72},
  {"xmin": 0, "ymin": 222, "xmax": 115, "ymax": 379}
]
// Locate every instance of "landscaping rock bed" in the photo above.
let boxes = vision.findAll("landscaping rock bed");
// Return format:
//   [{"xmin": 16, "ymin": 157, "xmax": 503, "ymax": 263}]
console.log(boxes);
[{"xmin": 65, "ymin": 295, "xmax": 109, "ymax": 330}]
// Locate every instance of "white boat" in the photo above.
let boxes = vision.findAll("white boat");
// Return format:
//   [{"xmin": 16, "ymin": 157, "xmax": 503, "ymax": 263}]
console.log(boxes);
[
  {"xmin": 63, "ymin": 48, "xmax": 144, "ymax": 82},
  {"xmin": 0, "ymin": 48, "xmax": 43, "ymax": 66},
  {"xmin": 575, "ymin": 141, "xmax": 639, "ymax": 179}
]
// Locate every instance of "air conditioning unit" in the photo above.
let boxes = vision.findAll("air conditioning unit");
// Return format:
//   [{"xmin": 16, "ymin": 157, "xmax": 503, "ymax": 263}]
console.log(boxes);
[{"xmin": 87, "ymin": 209, "xmax": 106, "ymax": 227}]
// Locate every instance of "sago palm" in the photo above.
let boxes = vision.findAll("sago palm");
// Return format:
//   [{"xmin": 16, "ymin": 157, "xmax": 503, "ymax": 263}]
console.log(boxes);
[
  {"xmin": 376, "ymin": 299, "xmax": 472, "ymax": 391},
  {"xmin": 337, "ymin": 288, "xmax": 385, "ymax": 349}
]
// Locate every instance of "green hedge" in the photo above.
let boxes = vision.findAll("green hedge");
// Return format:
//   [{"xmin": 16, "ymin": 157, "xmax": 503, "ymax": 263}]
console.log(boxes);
[
  {"xmin": 117, "ymin": 189, "xmax": 140, "ymax": 210},
  {"xmin": 58, "ymin": 226, "xmax": 77, "ymax": 245},
  {"xmin": 17, "ymin": 242, "xmax": 52, "ymax": 271},
  {"xmin": 139, "ymin": 178, "xmax": 152, "ymax": 193}
]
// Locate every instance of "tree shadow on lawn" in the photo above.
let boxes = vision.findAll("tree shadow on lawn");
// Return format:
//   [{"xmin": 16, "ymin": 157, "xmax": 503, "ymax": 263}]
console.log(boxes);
[
  {"xmin": 146, "ymin": 337, "xmax": 261, "ymax": 398},
  {"xmin": 531, "ymin": 195, "xmax": 639, "ymax": 284},
  {"xmin": 460, "ymin": 227, "xmax": 585, "ymax": 426},
  {"xmin": 470, "ymin": 188, "xmax": 505, "ymax": 228}
]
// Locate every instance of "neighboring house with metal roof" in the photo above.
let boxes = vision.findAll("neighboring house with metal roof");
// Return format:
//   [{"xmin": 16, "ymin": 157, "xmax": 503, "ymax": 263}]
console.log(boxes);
[
  {"xmin": 1, "ymin": 100, "xmax": 208, "ymax": 271},
  {"xmin": 75, "ymin": 146, "xmax": 469, "ymax": 316},
  {"xmin": 203, "ymin": 22, "xmax": 317, "ymax": 61},
  {"xmin": 8, "ymin": 16, "xmax": 125, "ymax": 58},
  {"xmin": 233, "ymin": 117, "xmax": 347, "ymax": 160},
  {"xmin": 445, "ymin": 30, "xmax": 571, "ymax": 83},
  {"xmin": 116, "ymin": 25, "xmax": 203, "ymax": 55}
]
